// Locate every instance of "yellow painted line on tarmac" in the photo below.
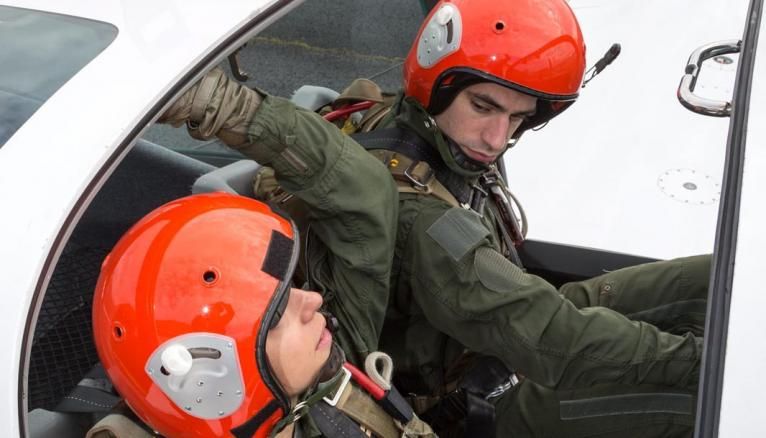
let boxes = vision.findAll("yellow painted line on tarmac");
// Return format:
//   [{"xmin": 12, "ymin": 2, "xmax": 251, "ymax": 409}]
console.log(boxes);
[{"xmin": 251, "ymin": 36, "xmax": 404, "ymax": 64}]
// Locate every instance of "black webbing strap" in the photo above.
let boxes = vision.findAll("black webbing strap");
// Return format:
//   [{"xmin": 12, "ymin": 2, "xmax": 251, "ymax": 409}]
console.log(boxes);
[
  {"xmin": 420, "ymin": 356, "xmax": 512, "ymax": 438},
  {"xmin": 55, "ymin": 384, "xmax": 121, "ymax": 414},
  {"xmin": 465, "ymin": 392, "xmax": 496, "ymax": 438},
  {"xmin": 352, "ymin": 127, "xmax": 474, "ymax": 205},
  {"xmin": 54, "ymin": 363, "xmax": 121, "ymax": 413},
  {"xmin": 309, "ymin": 403, "xmax": 370, "ymax": 438},
  {"xmin": 230, "ymin": 400, "xmax": 281, "ymax": 438}
]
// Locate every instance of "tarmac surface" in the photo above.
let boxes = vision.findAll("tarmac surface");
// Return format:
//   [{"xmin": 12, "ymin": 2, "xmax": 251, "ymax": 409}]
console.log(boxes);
[{"xmin": 146, "ymin": 0, "xmax": 425, "ymax": 149}]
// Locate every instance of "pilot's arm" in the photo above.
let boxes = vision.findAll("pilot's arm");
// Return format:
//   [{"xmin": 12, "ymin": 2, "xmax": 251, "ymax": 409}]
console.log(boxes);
[
  {"xmin": 160, "ymin": 68, "xmax": 398, "ymax": 364},
  {"xmin": 400, "ymin": 195, "xmax": 702, "ymax": 391}
]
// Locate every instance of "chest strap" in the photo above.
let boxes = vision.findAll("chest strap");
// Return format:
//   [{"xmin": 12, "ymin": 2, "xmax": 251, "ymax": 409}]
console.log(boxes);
[
  {"xmin": 352, "ymin": 128, "xmax": 474, "ymax": 208},
  {"xmin": 311, "ymin": 382, "xmax": 438, "ymax": 438}
]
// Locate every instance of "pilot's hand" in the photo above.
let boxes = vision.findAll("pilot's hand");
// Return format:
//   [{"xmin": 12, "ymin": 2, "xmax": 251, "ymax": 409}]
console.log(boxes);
[{"xmin": 158, "ymin": 67, "xmax": 263, "ymax": 148}]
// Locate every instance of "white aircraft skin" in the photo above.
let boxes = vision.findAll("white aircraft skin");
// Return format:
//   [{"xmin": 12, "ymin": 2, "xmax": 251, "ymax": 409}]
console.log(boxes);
[
  {"xmin": 0, "ymin": 0, "xmax": 762, "ymax": 436},
  {"xmin": 506, "ymin": 0, "xmax": 749, "ymax": 260},
  {"xmin": 0, "ymin": 0, "xmax": 302, "ymax": 435}
]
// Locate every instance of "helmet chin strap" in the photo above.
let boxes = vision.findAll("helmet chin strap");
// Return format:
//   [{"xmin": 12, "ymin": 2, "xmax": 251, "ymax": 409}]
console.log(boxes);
[
  {"xmin": 316, "ymin": 311, "xmax": 345, "ymax": 383},
  {"xmin": 444, "ymin": 134, "xmax": 490, "ymax": 174},
  {"xmin": 317, "ymin": 341, "xmax": 346, "ymax": 383},
  {"xmin": 395, "ymin": 97, "xmax": 488, "ymax": 178},
  {"xmin": 270, "ymin": 357, "xmax": 348, "ymax": 434}
]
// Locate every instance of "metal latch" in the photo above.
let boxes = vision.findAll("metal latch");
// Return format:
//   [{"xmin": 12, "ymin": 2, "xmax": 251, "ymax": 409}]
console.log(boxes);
[{"xmin": 678, "ymin": 40, "xmax": 740, "ymax": 117}]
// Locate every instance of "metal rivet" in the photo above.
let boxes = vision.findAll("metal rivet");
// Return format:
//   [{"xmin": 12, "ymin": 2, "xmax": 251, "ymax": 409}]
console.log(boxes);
[
  {"xmin": 184, "ymin": 406, "xmax": 192, "ymax": 411},
  {"xmin": 196, "ymin": 397, "xmax": 202, "ymax": 403},
  {"xmin": 217, "ymin": 391, "xmax": 224, "ymax": 397},
  {"xmin": 236, "ymin": 389, "xmax": 242, "ymax": 395},
  {"xmin": 197, "ymin": 381, "xmax": 204, "ymax": 387},
  {"xmin": 147, "ymin": 368, "xmax": 154, "ymax": 375},
  {"xmin": 683, "ymin": 182, "xmax": 698, "ymax": 190},
  {"xmin": 219, "ymin": 411, "xmax": 225, "ymax": 416},
  {"xmin": 227, "ymin": 342, "xmax": 233, "ymax": 349}
]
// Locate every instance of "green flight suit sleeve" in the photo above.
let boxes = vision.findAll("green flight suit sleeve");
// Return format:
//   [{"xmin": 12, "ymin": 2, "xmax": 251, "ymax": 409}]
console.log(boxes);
[
  {"xmin": 236, "ymin": 95, "xmax": 399, "ymax": 361},
  {"xmin": 401, "ymin": 198, "xmax": 701, "ymax": 391}
]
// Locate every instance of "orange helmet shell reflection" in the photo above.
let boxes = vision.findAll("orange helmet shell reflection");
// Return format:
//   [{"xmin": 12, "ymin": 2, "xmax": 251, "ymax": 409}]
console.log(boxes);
[{"xmin": 93, "ymin": 193, "xmax": 298, "ymax": 437}]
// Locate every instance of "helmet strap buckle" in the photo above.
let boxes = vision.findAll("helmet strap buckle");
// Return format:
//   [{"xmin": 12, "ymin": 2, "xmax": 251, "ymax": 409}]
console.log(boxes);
[
  {"xmin": 277, "ymin": 366, "xmax": 350, "ymax": 427},
  {"xmin": 322, "ymin": 366, "xmax": 352, "ymax": 407}
]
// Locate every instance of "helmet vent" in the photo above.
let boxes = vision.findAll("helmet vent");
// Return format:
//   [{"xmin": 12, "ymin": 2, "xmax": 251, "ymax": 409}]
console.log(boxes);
[
  {"xmin": 446, "ymin": 20, "xmax": 454, "ymax": 44},
  {"xmin": 494, "ymin": 21, "xmax": 506, "ymax": 33},
  {"xmin": 203, "ymin": 270, "xmax": 218, "ymax": 284},
  {"xmin": 113, "ymin": 325, "xmax": 124, "ymax": 339}
]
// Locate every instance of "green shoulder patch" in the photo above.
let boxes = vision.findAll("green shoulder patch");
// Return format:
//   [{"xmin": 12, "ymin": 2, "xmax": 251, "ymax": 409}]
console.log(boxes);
[{"xmin": 426, "ymin": 208, "xmax": 489, "ymax": 261}]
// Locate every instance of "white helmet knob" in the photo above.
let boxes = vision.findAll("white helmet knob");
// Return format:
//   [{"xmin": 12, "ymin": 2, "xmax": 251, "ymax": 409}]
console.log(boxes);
[
  {"xmin": 161, "ymin": 344, "xmax": 193, "ymax": 376},
  {"xmin": 435, "ymin": 4, "xmax": 456, "ymax": 25}
]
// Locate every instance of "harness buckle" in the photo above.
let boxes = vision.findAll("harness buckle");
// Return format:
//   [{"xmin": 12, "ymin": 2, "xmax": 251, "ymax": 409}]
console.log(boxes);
[
  {"xmin": 404, "ymin": 160, "xmax": 435, "ymax": 191},
  {"xmin": 323, "ymin": 366, "xmax": 352, "ymax": 407},
  {"xmin": 485, "ymin": 373, "xmax": 520, "ymax": 400}
]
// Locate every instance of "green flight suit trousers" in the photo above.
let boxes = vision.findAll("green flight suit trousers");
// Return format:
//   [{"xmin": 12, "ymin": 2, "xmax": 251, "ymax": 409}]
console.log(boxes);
[{"xmin": 496, "ymin": 255, "xmax": 709, "ymax": 437}]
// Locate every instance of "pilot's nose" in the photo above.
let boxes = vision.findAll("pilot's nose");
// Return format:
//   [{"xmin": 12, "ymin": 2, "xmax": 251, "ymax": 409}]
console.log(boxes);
[
  {"xmin": 482, "ymin": 117, "xmax": 511, "ymax": 153},
  {"xmin": 299, "ymin": 290, "xmax": 324, "ymax": 324}
]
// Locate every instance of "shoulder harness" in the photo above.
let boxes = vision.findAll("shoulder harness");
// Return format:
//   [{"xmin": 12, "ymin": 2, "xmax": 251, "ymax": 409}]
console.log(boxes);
[{"xmin": 351, "ymin": 127, "xmax": 476, "ymax": 209}]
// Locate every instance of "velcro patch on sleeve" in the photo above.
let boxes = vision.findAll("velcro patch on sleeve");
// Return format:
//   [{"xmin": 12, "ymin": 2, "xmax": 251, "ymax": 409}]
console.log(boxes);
[
  {"xmin": 474, "ymin": 246, "xmax": 532, "ymax": 292},
  {"xmin": 426, "ymin": 208, "xmax": 489, "ymax": 261}
]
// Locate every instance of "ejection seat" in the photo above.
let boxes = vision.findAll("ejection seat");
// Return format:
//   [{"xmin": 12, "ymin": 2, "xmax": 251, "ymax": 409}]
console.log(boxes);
[{"xmin": 28, "ymin": 139, "xmax": 215, "ymax": 437}]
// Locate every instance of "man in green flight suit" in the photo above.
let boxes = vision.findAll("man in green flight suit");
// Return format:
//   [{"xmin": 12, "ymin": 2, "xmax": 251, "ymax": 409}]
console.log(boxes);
[{"xmin": 160, "ymin": 0, "xmax": 708, "ymax": 435}]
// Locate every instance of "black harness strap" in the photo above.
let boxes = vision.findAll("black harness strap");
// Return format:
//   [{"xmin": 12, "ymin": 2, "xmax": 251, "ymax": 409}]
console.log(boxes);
[
  {"xmin": 420, "ymin": 356, "xmax": 513, "ymax": 438},
  {"xmin": 309, "ymin": 403, "xmax": 371, "ymax": 438},
  {"xmin": 465, "ymin": 392, "xmax": 496, "ymax": 438},
  {"xmin": 230, "ymin": 400, "xmax": 281, "ymax": 438},
  {"xmin": 352, "ymin": 127, "xmax": 474, "ymax": 206}
]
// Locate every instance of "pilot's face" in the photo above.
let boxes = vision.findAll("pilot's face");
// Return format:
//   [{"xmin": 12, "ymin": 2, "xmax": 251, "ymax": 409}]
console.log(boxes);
[
  {"xmin": 265, "ymin": 288, "xmax": 332, "ymax": 397},
  {"xmin": 434, "ymin": 82, "xmax": 537, "ymax": 164}
]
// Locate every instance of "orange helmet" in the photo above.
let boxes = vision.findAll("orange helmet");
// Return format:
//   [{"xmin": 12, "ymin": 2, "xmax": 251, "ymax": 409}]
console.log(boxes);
[
  {"xmin": 403, "ymin": 0, "xmax": 587, "ymax": 133},
  {"xmin": 93, "ymin": 193, "xmax": 299, "ymax": 437}
]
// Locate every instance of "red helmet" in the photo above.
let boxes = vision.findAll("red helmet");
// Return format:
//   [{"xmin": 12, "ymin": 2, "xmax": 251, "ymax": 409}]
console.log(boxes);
[
  {"xmin": 403, "ymin": 0, "xmax": 587, "ymax": 132},
  {"xmin": 93, "ymin": 193, "xmax": 299, "ymax": 437}
]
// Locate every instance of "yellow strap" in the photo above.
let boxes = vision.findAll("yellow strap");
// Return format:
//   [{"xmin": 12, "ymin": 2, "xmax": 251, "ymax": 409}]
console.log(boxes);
[
  {"xmin": 335, "ymin": 78, "xmax": 385, "ymax": 105},
  {"xmin": 335, "ymin": 384, "xmax": 401, "ymax": 438},
  {"xmin": 396, "ymin": 181, "xmax": 459, "ymax": 208},
  {"xmin": 358, "ymin": 97, "xmax": 395, "ymax": 133},
  {"xmin": 368, "ymin": 149, "xmax": 460, "ymax": 208},
  {"xmin": 335, "ymin": 384, "xmax": 438, "ymax": 437}
]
